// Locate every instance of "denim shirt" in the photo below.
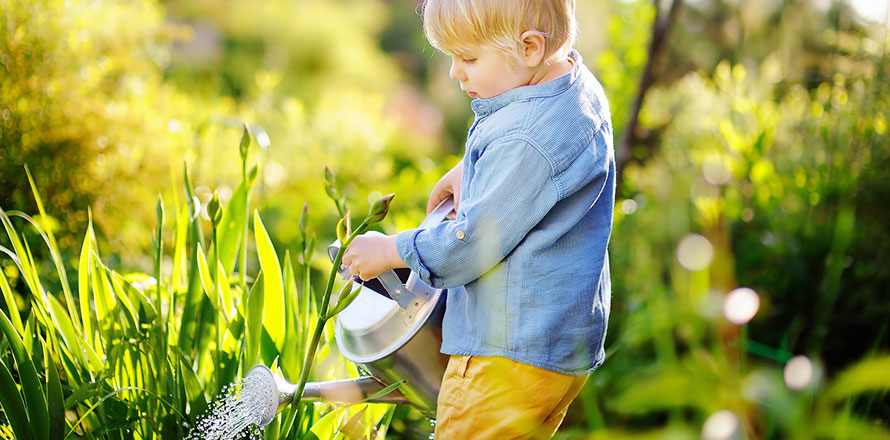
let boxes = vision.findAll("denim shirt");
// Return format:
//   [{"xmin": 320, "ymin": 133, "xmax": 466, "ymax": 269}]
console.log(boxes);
[{"xmin": 396, "ymin": 50, "xmax": 614, "ymax": 375}]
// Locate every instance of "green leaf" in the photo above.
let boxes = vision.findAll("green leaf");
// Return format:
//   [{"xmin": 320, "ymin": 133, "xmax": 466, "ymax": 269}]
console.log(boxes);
[
  {"xmin": 77, "ymin": 218, "xmax": 94, "ymax": 349},
  {"xmin": 0, "ymin": 357, "xmax": 33, "ymax": 440},
  {"xmin": 0, "ymin": 268, "xmax": 24, "ymax": 336},
  {"xmin": 213, "ymin": 175, "xmax": 254, "ymax": 276},
  {"xmin": 44, "ymin": 342, "xmax": 65, "ymax": 440},
  {"xmin": 360, "ymin": 380, "xmax": 407, "ymax": 404},
  {"xmin": 246, "ymin": 273, "xmax": 265, "ymax": 369},
  {"xmin": 827, "ymin": 355, "xmax": 890, "ymax": 401},
  {"xmin": 0, "ymin": 308, "xmax": 49, "ymax": 440},
  {"xmin": 309, "ymin": 406, "xmax": 341, "ymax": 440},
  {"xmin": 281, "ymin": 251, "xmax": 301, "ymax": 379},
  {"xmin": 47, "ymin": 295, "xmax": 87, "ymax": 369},
  {"xmin": 217, "ymin": 260, "xmax": 234, "ymax": 321},
  {"xmin": 254, "ymin": 211, "xmax": 286, "ymax": 348},
  {"xmin": 171, "ymin": 205, "xmax": 189, "ymax": 293},
  {"xmin": 196, "ymin": 243, "xmax": 219, "ymax": 310}
]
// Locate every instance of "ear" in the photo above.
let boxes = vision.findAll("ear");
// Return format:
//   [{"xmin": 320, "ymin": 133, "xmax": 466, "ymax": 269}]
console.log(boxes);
[{"xmin": 519, "ymin": 30, "xmax": 547, "ymax": 68}]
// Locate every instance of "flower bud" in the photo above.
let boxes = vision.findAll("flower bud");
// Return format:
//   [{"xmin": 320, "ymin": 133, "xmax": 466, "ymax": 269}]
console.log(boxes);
[
  {"xmin": 298, "ymin": 202, "xmax": 310, "ymax": 241},
  {"xmin": 155, "ymin": 193, "xmax": 165, "ymax": 226},
  {"xmin": 208, "ymin": 191, "xmax": 222, "ymax": 228},
  {"xmin": 367, "ymin": 193, "xmax": 394, "ymax": 224},
  {"xmin": 239, "ymin": 121, "xmax": 251, "ymax": 160},
  {"xmin": 324, "ymin": 165, "xmax": 338, "ymax": 200}
]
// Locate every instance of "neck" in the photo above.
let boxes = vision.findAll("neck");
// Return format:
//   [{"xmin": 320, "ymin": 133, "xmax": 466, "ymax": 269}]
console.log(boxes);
[{"xmin": 526, "ymin": 53, "xmax": 574, "ymax": 86}]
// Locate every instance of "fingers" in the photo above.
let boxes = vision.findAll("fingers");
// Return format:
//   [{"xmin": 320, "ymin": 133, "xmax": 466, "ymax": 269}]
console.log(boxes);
[{"xmin": 426, "ymin": 189, "xmax": 448, "ymax": 214}]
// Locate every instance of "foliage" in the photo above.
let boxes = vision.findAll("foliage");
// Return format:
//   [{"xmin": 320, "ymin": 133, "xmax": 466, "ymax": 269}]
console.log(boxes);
[
  {"xmin": 0, "ymin": 0, "xmax": 202, "ymax": 259},
  {"xmin": 0, "ymin": 132, "xmax": 400, "ymax": 438},
  {"xmin": 3, "ymin": 0, "xmax": 890, "ymax": 438}
]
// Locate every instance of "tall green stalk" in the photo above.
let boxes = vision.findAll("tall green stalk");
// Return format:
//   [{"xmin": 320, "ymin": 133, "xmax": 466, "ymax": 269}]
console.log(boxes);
[{"xmin": 291, "ymin": 188, "xmax": 394, "ymax": 429}]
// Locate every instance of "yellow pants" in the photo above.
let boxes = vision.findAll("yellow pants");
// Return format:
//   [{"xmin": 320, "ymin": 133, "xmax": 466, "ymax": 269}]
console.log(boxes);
[{"xmin": 434, "ymin": 355, "xmax": 588, "ymax": 440}]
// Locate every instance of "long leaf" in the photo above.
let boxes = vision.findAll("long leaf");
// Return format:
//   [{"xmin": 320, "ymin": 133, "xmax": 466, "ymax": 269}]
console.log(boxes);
[
  {"xmin": 0, "ymin": 356, "xmax": 34, "ymax": 440},
  {"xmin": 827, "ymin": 355, "xmax": 890, "ymax": 401},
  {"xmin": 254, "ymin": 211, "xmax": 285, "ymax": 348},
  {"xmin": 0, "ymin": 207, "xmax": 40, "ymax": 298},
  {"xmin": 246, "ymin": 273, "xmax": 265, "ymax": 370},
  {"xmin": 24, "ymin": 165, "xmax": 82, "ymax": 332},
  {"xmin": 47, "ymin": 296, "xmax": 88, "ymax": 370},
  {"xmin": 212, "ymin": 173, "xmax": 255, "ymax": 275},
  {"xmin": 77, "ymin": 218, "xmax": 94, "ymax": 351},
  {"xmin": 0, "ymin": 268, "xmax": 24, "ymax": 335},
  {"xmin": 44, "ymin": 341, "xmax": 65, "ymax": 440},
  {"xmin": 0, "ymin": 308, "xmax": 49, "ymax": 440}
]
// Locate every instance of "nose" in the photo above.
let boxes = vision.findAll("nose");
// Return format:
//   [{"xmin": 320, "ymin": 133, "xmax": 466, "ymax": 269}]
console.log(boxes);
[{"xmin": 449, "ymin": 60, "xmax": 466, "ymax": 82}]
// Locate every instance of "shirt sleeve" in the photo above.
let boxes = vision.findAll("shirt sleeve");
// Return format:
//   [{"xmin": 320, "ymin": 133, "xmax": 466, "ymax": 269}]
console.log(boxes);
[{"xmin": 396, "ymin": 138, "xmax": 559, "ymax": 288}]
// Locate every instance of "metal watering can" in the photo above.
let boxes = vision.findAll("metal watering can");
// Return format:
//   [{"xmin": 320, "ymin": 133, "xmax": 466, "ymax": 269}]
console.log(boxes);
[{"xmin": 247, "ymin": 197, "xmax": 454, "ymax": 427}]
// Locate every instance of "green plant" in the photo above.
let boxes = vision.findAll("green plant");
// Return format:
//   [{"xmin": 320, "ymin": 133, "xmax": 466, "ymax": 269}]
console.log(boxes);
[{"xmin": 0, "ymin": 127, "xmax": 398, "ymax": 439}]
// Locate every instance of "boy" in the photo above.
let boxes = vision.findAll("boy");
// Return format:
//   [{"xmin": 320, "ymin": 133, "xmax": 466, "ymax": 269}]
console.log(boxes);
[{"xmin": 342, "ymin": 0, "xmax": 614, "ymax": 438}]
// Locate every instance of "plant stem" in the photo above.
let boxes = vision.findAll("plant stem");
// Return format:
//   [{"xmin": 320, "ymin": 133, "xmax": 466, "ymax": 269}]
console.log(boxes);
[
  {"xmin": 292, "ymin": 219, "xmax": 369, "ymax": 427},
  {"xmin": 241, "ymin": 159, "xmax": 248, "ymax": 296}
]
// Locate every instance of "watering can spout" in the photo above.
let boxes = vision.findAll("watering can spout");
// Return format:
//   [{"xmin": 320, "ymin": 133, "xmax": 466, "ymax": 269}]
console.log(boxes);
[{"xmin": 248, "ymin": 365, "xmax": 409, "ymax": 427}]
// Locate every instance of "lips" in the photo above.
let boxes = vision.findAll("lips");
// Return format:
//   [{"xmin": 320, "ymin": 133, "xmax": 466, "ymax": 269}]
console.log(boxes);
[{"xmin": 465, "ymin": 91, "xmax": 478, "ymax": 98}]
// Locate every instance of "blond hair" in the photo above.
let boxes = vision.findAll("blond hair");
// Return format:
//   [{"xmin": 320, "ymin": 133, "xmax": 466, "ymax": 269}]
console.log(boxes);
[{"xmin": 422, "ymin": 0, "xmax": 577, "ymax": 66}]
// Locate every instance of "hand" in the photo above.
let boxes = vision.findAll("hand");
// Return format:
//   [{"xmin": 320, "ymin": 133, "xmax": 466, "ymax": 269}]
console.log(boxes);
[
  {"xmin": 342, "ymin": 232, "xmax": 405, "ymax": 281},
  {"xmin": 426, "ymin": 160, "xmax": 463, "ymax": 216}
]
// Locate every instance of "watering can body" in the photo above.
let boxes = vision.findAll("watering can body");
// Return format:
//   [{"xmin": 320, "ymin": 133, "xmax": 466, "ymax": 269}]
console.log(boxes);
[{"xmin": 248, "ymin": 197, "xmax": 454, "ymax": 423}]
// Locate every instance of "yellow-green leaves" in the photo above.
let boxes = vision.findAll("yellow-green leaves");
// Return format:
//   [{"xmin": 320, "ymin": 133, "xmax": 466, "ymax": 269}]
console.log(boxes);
[
  {"xmin": 826, "ymin": 356, "xmax": 890, "ymax": 402},
  {"xmin": 254, "ymin": 211, "xmax": 286, "ymax": 349}
]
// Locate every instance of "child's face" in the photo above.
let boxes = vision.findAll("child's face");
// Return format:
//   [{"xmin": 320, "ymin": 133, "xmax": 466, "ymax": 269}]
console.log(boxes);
[{"xmin": 447, "ymin": 46, "xmax": 533, "ymax": 99}]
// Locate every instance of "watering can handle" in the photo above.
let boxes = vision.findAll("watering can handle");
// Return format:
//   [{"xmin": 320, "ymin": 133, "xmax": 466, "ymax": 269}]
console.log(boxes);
[{"xmin": 375, "ymin": 195, "xmax": 454, "ymax": 308}]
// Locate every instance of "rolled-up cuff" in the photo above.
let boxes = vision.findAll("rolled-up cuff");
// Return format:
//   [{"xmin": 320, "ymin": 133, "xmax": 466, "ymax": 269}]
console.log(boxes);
[{"xmin": 396, "ymin": 229, "xmax": 437, "ymax": 286}]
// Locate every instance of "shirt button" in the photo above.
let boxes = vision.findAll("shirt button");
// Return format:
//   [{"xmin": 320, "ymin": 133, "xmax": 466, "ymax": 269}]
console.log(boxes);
[{"xmin": 456, "ymin": 230, "xmax": 465, "ymax": 240}]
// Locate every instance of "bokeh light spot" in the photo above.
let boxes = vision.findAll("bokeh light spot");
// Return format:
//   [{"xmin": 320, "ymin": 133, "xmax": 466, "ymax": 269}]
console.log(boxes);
[
  {"xmin": 676, "ymin": 234, "xmax": 714, "ymax": 271},
  {"xmin": 621, "ymin": 199, "xmax": 638, "ymax": 214},
  {"xmin": 702, "ymin": 410, "xmax": 740, "ymax": 440},
  {"xmin": 784, "ymin": 355, "xmax": 813, "ymax": 390},
  {"xmin": 723, "ymin": 287, "xmax": 760, "ymax": 324},
  {"xmin": 703, "ymin": 153, "xmax": 732, "ymax": 185}
]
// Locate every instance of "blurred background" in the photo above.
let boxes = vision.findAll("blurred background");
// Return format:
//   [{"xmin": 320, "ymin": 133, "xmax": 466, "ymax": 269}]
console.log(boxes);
[{"xmin": 1, "ymin": 0, "xmax": 888, "ymax": 438}]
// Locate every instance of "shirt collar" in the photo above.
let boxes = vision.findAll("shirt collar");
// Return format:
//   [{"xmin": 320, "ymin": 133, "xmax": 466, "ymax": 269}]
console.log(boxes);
[{"xmin": 470, "ymin": 49, "xmax": 583, "ymax": 117}]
